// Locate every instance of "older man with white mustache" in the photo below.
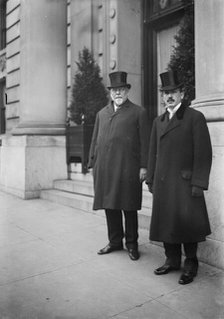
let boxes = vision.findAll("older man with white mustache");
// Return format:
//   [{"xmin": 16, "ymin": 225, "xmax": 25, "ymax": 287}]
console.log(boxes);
[{"xmin": 88, "ymin": 71, "xmax": 149, "ymax": 261}]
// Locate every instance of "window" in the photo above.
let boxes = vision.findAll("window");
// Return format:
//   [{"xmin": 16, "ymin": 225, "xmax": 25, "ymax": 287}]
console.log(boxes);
[
  {"xmin": 143, "ymin": 0, "xmax": 185, "ymax": 128},
  {"xmin": 0, "ymin": 80, "xmax": 6, "ymax": 134},
  {"xmin": 0, "ymin": 0, "xmax": 6, "ymax": 50}
]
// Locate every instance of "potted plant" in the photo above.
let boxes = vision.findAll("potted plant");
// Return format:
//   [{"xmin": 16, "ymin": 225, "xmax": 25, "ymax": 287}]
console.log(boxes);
[{"xmin": 66, "ymin": 47, "xmax": 108, "ymax": 176}]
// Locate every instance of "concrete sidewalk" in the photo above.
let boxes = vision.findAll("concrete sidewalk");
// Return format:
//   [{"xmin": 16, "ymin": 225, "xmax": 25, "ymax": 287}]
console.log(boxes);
[{"xmin": 0, "ymin": 191, "xmax": 223, "ymax": 319}]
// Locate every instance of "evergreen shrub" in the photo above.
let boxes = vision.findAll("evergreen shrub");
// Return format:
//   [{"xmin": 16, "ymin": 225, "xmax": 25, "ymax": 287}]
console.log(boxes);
[
  {"xmin": 69, "ymin": 47, "xmax": 108, "ymax": 125},
  {"xmin": 168, "ymin": 0, "xmax": 195, "ymax": 105}
]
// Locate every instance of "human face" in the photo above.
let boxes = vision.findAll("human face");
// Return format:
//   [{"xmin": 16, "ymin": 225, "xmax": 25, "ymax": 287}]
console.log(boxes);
[
  {"xmin": 162, "ymin": 88, "xmax": 184, "ymax": 110},
  {"xmin": 110, "ymin": 86, "xmax": 129, "ymax": 106}
]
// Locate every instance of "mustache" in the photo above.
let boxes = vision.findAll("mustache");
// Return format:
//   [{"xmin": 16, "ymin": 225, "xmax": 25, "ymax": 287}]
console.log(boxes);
[{"xmin": 167, "ymin": 98, "xmax": 175, "ymax": 102}]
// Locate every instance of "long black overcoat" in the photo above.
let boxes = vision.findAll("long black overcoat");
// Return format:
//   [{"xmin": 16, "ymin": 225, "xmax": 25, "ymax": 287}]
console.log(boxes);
[
  {"xmin": 147, "ymin": 104, "xmax": 212, "ymax": 243},
  {"xmin": 88, "ymin": 99, "xmax": 149, "ymax": 211}
]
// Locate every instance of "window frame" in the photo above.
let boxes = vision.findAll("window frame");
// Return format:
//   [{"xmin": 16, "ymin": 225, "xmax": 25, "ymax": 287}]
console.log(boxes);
[
  {"xmin": 142, "ymin": 0, "xmax": 185, "ymax": 130},
  {"xmin": 0, "ymin": 0, "xmax": 6, "ymax": 50}
]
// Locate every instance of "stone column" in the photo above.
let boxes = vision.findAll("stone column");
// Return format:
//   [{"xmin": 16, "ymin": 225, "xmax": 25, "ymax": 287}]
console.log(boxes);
[
  {"xmin": 0, "ymin": 0, "xmax": 68, "ymax": 198},
  {"xmin": 13, "ymin": 0, "xmax": 67, "ymax": 135},
  {"xmin": 192, "ymin": 0, "xmax": 224, "ymax": 120},
  {"xmin": 192, "ymin": 0, "xmax": 224, "ymax": 270}
]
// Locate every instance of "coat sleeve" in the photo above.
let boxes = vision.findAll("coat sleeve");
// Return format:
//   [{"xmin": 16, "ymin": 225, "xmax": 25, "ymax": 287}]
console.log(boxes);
[
  {"xmin": 88, "ymin": 112, "xmax": 99, "ymax": 168},
  {"xmin": 139, "ymin": 107, "xmax": 150, "ymax": 168},
  {"xmin": 146, "ymin": 119, "xmax": 157, "ymax": 187},
  {"xmin": 191, "ymin": 111, "xmax": 212, "ymax": 190}
]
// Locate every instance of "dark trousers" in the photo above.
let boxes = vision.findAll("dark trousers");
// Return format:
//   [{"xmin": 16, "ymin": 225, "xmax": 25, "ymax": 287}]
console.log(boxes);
[
  {"xmin": 164, "ymin": 242, "xmax": 198, "ymax": 273},
  {"xmin": 105, "ymin": 209, "xmax": 138, "ymax": 249}
]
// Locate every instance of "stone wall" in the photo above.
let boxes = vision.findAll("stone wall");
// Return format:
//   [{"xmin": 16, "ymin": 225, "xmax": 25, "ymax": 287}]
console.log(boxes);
[{"xmin": 5, "ymin": 0, "xmax": 20, "ymax": 131}]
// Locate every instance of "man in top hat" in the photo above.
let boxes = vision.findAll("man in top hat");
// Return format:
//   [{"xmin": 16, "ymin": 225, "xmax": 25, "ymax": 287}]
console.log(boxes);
[
  {"xmin": 146, "ymin": 69, "xmax": 212, "ymax": 284},
  {"xmin": 88, "ymin": 71, "xmax": 149, "ymax": 261}
]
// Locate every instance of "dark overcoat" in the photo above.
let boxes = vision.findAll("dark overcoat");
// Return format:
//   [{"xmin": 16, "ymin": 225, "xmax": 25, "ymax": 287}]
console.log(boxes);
[
  {"xmin": 88, "ymin": 99, "xmax": 149, "ymax": 211},
  {"xmin": 147, "ymin": 104, "xmax": 212, "ymax": 243}
]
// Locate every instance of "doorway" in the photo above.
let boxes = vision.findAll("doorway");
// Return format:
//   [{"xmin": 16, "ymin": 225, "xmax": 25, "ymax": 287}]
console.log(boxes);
[{"xmin": 143, "ymin": 0, "xmax": 185, "ymax": 128}]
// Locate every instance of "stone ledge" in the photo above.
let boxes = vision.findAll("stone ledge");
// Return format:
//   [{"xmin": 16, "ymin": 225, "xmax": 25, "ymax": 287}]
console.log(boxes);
[
  {"xmin": 1, "ymin": 134, "xmax": 66, "ymax": 147},
  {"xmin": 192, "ymin": 97, "xmax": 224, "ymax": 122}
]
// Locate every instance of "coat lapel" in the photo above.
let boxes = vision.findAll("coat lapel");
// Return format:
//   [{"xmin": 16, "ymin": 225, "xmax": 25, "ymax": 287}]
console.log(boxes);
[
  {"xmin": 160, "ymin": 103, "xmax": 187, "ymax": 138},
  {"xmin": 161, "ymin": 116, "xmax": 180, "ymax": 138},
  {"xmin": 158, "ymin": 111, "xmax": 169, "ymax": 138},
  {"xmin": 107, "ymin": 102, "xmax": 115, "ymax": 114},
  {"xmin": 107, "ymin": 99, "xmax": 130, "ymax": 118}
]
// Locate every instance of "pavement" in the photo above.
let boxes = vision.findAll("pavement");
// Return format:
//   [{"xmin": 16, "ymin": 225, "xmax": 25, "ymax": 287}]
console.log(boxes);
[{"xmin": 0, "ymin": 190, "xmax": 223, "ymax": 319}]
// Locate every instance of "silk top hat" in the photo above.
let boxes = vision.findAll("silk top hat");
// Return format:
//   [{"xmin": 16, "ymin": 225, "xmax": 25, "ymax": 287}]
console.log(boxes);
[
  {"xmin": 160, "ymin": 70, "xmax": 183, "ymax": 91},
  {"xmin": 108, "ymin": 71, "xmax": 131, "ymax": 89}
]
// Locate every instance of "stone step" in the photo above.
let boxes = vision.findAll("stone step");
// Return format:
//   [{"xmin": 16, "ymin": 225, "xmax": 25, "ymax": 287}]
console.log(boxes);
[
  {"xmin": 53, "ymin": 178, "xmax": 152, "ymax": 210},
  {"xmin": 41, "ymin": 173, "xmax": 152, "ymax": 230},
  {"xmin": 40, "ymin": 188, "xmax": 151, "ymax": 230},
  {"xmin": 70, "ymin": 172, "xmax": 93, "ymax": 182},
  {"xmin": 40, "ymin": 189, "xmax": 101, "ymax": 215},
  {"xmin": 54, "ymin": 179, "xmax": 94, "ymax": 197}
]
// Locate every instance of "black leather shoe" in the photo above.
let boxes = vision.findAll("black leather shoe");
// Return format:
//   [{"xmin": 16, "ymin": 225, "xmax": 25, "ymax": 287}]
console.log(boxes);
[
  {"xmin": 154, "ymin": 264, "xmax": 180, "ymax": 275},
  {"xmin": 97, "ymin": 244, "xmax": 123, "ymax": 255},
  {"xmin": 127, "ymin": 248, "xmax": 140, "ymax": 261},
  {"xmin": 178, "ymin": 271, "xmax": 197, "ymax": 285}
]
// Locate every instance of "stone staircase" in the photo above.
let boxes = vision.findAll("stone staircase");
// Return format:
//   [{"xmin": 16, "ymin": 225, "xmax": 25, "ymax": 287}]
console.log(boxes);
[{"xmin": 40, "ymin": 173, "xmax": 153, "ymax": 230}]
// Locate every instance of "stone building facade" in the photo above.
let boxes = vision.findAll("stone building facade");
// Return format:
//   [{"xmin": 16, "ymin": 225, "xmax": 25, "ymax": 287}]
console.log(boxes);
[{"xmin": 0, "ymin": 0, "xmax": 223, "ymax": 269}]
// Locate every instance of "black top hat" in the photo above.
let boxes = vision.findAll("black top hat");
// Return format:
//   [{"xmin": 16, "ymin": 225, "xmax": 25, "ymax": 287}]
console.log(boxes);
[
  {"xmin": 107, "ymin": 71, "xmax": 131, "ymax": 89},
  {"xmin": 160, "ymin": 70, "xmax": 183, "ymax": 91}
]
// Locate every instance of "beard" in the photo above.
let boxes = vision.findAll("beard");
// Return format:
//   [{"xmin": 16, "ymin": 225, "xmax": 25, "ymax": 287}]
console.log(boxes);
[{"xmin": 114, "ymin": 97, "xmax": 124, "ymax": 106}]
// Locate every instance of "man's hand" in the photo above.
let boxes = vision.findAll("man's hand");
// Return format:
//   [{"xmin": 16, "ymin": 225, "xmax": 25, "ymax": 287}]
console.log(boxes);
[
  {"xmin": 139, "ymin": 168, "xmax": 147, "ymax": 182},
  {"xmin": 192, "ymin": 186, "xmax": 204, "ymax": 197}
]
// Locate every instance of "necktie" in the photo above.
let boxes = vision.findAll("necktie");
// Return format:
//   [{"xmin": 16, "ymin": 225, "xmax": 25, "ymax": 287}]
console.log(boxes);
[{"xmin": 169, "ymin": 111, "xmax": 173, "ymax": 120}]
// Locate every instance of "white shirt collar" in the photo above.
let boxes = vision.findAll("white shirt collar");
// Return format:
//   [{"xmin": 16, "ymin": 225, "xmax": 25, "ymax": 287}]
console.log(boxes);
[
  {"xmin": 166, "ymin": 102, "xmax": 181, "ymax": 119},
  {"xmin": 114, "ymin": 104, "xmax": 120, "ymax": 112}
]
